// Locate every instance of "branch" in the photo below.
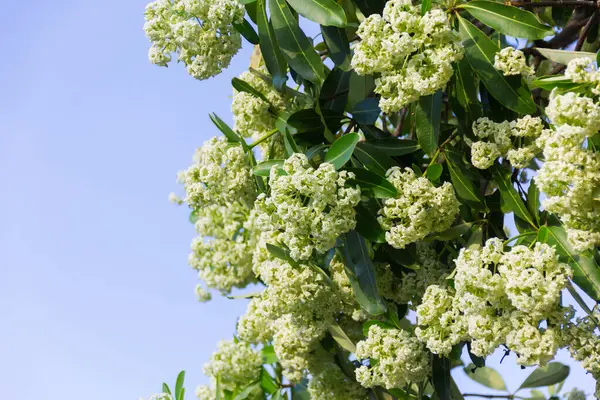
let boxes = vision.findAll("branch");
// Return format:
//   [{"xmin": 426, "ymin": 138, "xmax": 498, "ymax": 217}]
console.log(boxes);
[{"xmin": 509, "ymin": 0, "xmax": 599, "ymax": 8}]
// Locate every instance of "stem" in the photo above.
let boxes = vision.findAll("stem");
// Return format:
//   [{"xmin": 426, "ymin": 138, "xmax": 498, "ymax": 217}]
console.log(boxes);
[
  {"xmin": 423, "ymin": 132, "xmax": 459, "ymax": 176},
  {"xmin": 567, "ymin": 281, "xmax": 600, "ymax": 327},
  {"xmin": 509, "ymin": 0, "xmax": 599, "ymax": 8},
  {"xmin": 250, "ymin": 128, "xmax": 278, "ymax": 149},
  {"xmin": 504, "ymin": 231, "xmax": 537, "ymax": 245},
  {"xmin": 463, "ymin": 395, "xmax": 526, "ymax": 399},
  {"xmin": 575, "ymin": 10, "xmax": 599, "ymax": 50}
]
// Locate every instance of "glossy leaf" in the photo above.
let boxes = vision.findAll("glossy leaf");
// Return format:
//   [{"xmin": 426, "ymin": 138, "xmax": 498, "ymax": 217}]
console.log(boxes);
[
  {"xmin": 259, "ymin": 368, "xmax": 278, "ymax": 395},
  {"xmin": 355, "ymin": 201, "xmax": 387, "ymax": 243},
  {"xmin": 346, "ymin": 168, "xmax": 398, "ymax": 198},
  {"xmin": 459, "ymin": 1, "xmax": 554, "ymax": 39},
  {"xmin": 426, "ymin": 163, "xmax": 443, "ymax": 183},
  {"xmin": 232, "ymin": 77, "xmax": 270, "ymax": 103},
  {"xmin": 328, "ymin": 324, "xmax": 356, "ymax": 352},
  {"xmin": 340, "ymin": 231, "xmax": 387, "ymax": 315},
  {"xmin": 269, "ymin": 0, "xmax": 325, "ymax": 84},
  {"xmin": 175, "ymin": 371, "xmax": 186, "ymax": 400},
  {"xmin": 253, "ymin": 160, "xmax": 285, "ymax": 176},
  {"xmin": 445, "ymin": 149, "xmax": 485, "ymax": 206},
  {"xmin": 491, "ymin": 164, "xmax": 536, "ymax": 228},
  {"xmin": 519, "ymin": 363, "xmax": 570, "ymax": 389},
  {"xmin": 283, "ymin": 128, "xmax": 299, "ymax": 156},
  {"xmin": 354, "ymin": 0, "xmax": 386, "ymax": 16},
  {"xmin": 464, "ymin": 363, "xmax": 507, "ymax": 391},
  {"xmin": 432, "ymin": 356, "xmax": 451, "ymax": 400},
  {"xmin": 287, "ymin": 108, "xmax": 345, "ymax": 139},
  {"xmin": 321, "ymin": 25, "xmax": 351, "ymax": 70},
  {"xmin": 416, "ymin": 90, "xmax": 442, "ymax": 157},
  {"xmin": 348, "ymin": 72, "xmax": 375, "ymax": 109},
  {"xmin": 530, "ymin": 75, "xmax": 584, "ymax": 91},
  {"xmin": 535, "ymin": 48, "xmax": 596, "ymax": 65},
  {"xmin": 538, "ymin": 225, "xmax": 600, "ymax": 301},
  {"xmin": 368, "ymin": 139, "xmax": 420, "ymax": 156},
  {"xmin": 458, "ymin": 16, "xmax": 536, "ymax": 114},
  {"xmin": 209, "ymin": 113, "xmax": 243, "ymax": 144},
  {"xmin": 233, "ymin": 382, "xmax": 262, "ymax": 400},
  {"xmin": 352, "ymin": 97, "xmax": 381, "ymax": 125},
  {"xmin": 286, "ymin": 0, "xmax": 347, "ymax": 27},
  {"xmin": 233, "ymin": 18, "xmax": 260, "ymax": 44},
  {"xmin": 256, "ymin": 0, "xmax": 288, "ymax": 90},
  {"xmin": 324, "ymin": 132, "xmax": 360, "ymax": 169},
  {"xmin": 354, "ymin": 142, "xmax": 398, "ymax": 175},
  {"xmin": 320, "ymin": 68, "xmax": 351, "ymax": 113}
]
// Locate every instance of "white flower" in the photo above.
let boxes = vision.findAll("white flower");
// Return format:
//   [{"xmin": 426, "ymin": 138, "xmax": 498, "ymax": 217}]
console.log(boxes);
[{"xmin": 494, "ymin": 47, "xmax": 534, "ymax": 76}]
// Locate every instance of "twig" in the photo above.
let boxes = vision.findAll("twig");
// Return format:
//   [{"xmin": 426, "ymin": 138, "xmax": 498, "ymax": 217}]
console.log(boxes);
[
  {"xmin": 393, "ymin": 109, "xmax": 406, "ymax": 137},
  {"xmin": 463, "ymin": 394, "xmax": 525, "ymax": 399},
  {"xmin": 575, "ymin": 10, "xmax": 599, "ymax": 50},
  {"xmin": 509, "ymin": 0, "xmax": 599, "ymax": 8}
]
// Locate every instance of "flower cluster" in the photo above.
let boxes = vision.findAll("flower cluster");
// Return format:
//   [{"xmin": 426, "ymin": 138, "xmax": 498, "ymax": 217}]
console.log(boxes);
[
  {"xmin": 307, "ymin": 348, "xmax": 369, "ymax": 400},
  {"xmin": 195, "ymin": 340, "xmax": 263, "ymax": 399},
  {"xmin": 565, "ymin": 57, "xmax": 600, "ymax": 94},
  {"xmin": 494, "ymin": 47, "xmax": 534, "ymax": 77},
  {"xmin": 254, "ymin": 153, "xmax": 361, "ymax": 261},
  {"xmin": 355, "ymin": 325, "xmax": 430, "ymax": 390},
  {"xmin": 416, "ymin": 239, "xmax": 572, "ymax": 365},
  {"xmin": 143, "ymin": 0, "xmax": 244, "ymax": 80},
  {"xmin": 536, "ymin": 88, "xmax": 600, "ymax": 251},
  {"xmin": 470, "ymin": 116, "xmax": 543, "ymax": 169},
  {"xmin": 563, "ymin": 310, "xmax": 600, "ymax": 397},
  {"xmin": 378, "ymin": 167, "xmax": 460, "ymax": 249},
  {"xmin": 352, "ymin": 0, "xmax": 463, "ymax": 113}
]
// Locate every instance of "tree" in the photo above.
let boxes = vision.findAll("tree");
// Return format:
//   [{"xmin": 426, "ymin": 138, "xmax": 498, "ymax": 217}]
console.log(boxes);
[{"xmin": 141, "ymin": 0, "xmax": 600, "ymax": 399}]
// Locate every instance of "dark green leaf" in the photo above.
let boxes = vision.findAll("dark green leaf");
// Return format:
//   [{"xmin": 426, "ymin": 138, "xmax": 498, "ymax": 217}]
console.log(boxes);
[
  {"xmin": 287, "ymin": 108, "xmax": 345, "ymax": 139},
  {"xmin": 535, "ymin": 48, "xmax": 596, "ymax": 65},
  {"xmin": 354, "ymin": 142, "xmax": 398, "ymax": 175},
  {"xmin": 415, "ymin": 91, "xmax": 442, "ymax": 157},
  {"xmin": 426, "ymin": 163, "xmax": 443, "ymax": 183},
  {"xmin": 452, "ymin": 57, "xmax": 483, "ymax": 137},
  {"xmin": 464, "ymin": 363, "xmax": 507, "ymax": 390},
  {"xmin": 233, "ymin": 18, "xmax": 260, "ymax": 44},
  {"xmin": 354, "ymin": 0, "xmax": 386, "ymax": 16},
  {"xmin": 329, "ymin": 324, "xmax": 356, "ymax": 352},
  {"xmin": 321, "ymin": 25, "xmax": 351, "ymax": 70},
  {"xmin": 257, "ymin": 0, "xmax": 288, "ymax": 90},
  {"xmin": 362, "ymin": 320, "xmax": 395, "ymax": 337},
  {"xmin": 324, "ymin": 132, "xmax": 360, "ymax": 169},
  {"xmin": 291, "ymin": 380, "xmax": 311, "ymax": 400},
  {"xmin": 209, "ymin": 113, "xmax": 243, "ymax": 143},
  {"xmin": 175, "ymin": 371, "xmax": 185, "ymax": 400},
  {"xmin": 432, "ymin": 356, "xmax": 451, "ymax": 400},
  {"xmin": 459, "ymin": 1, "xmax": 554, "ymax": 39},
  {"xmin": 538, "ymin": 225, "xmax": 600, "ymax": 301},
  {"xmin": 491, "ymin": 164, "xmax": 536, "ymax": 228},
  {"xmin": 320, "ymin": 67, "xmax": 351, "ymax": 113},
  {"xmin": 283, "ymin": 128, "xmax": 299, "ymax": 156},
  {"xmin": 253, "ymin": 160, "xmax": 285, "ymax": 176},
  {"xmin": 346, "ymin": 167, "xmax": 398, "ymax": 198},
  {"xmin": 269, "ymin": 0, "xmax": 325, "ymax": 84},
  {"xmin": 348, "ymin": 72, "xmax": 375, "ymax": 109},
  {"xmin": 368, "ymin": 139, "xmax": 420, "ymax": 156},
  {"xmin": 286, "ymin": 0, "xmax": 347, "ymax": 27},
  {"xmin": 445, "ymin": 149, "xmax": 485, "ymax": 206},
  {"xmin": 352, "ymin": 97, "xmax": 381, "ymax": 125},
  {"xmin": 467, "ymin": 343, "xmax": 486, "ymax": 368},
  {"xmin": 458, "ymin": 16, "xmax": 536, "ymax": 114},
  {"xmin": 340, "ymin": 231, "xmax": 387, "ymax": 315},
  {"xmin": 232, "ymin": 77, "xmax": 270, "ymax": 103},
  {"xmin": 355, "ymin": 201, "xmax": 387, "ymax": 243},
  {"xmin": 519, "ymin": 363, "xmax": 570, "ymax": 389}
]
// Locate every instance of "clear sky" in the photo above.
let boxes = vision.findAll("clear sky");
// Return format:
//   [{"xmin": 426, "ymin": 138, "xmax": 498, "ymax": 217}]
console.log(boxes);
[{"xmin": 0, "ymin": 1, "xmax": 595, "ymax": 399}]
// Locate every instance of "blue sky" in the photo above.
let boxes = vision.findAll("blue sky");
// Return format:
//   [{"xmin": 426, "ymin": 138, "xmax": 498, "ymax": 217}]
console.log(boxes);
[{"xmin": 0, "ymin": 1, "xmax": 595, "ymax": 399}]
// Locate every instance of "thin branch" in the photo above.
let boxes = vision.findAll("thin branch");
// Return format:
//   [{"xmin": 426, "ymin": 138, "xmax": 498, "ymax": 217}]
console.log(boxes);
[
  {"xmin": 509, "ymin": 0, "xmax": 599, "ymax": 8},
  {"xmin": 463, "ymin": 394, "xmax": 522, "ymax": 399},
  {"xmin": 575, "ymin": 10, "xmax": 599, "ymax": 50}
]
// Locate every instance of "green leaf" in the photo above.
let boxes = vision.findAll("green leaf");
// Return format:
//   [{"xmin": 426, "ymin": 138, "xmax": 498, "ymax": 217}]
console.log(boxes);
[
  {"xmin": 269, "ymin": 0, "xmax": 325, "ymax": 84},
  {"xmin": 352, "ymin": 97, "xmax": 381, "ymax": 125},
  {"xmin": 266, "ymin": 243, "xmax": 298, "ymax": 266},
  {"xmin": 458, "ymin": 16, "xmax": 536, "ymax": 114},
  {"xmin": 346, "ymin": 168, "xmax": 398, "ymax": 198},
  {"xmin": 286, "ymin": 0, "xmax": 347, "ymax": 27},
  {"xmin": 527, "ymin": 182, "xmax": 540, "ymax": 225},
  {"xmin": 538, "ymin": 225, "xmax": 600, "ymax": 301},
  {"xmin": 261, "ymin": 345, "xmax": 278, "ymax": 364},
  {"xmin": 519, "ymin": 363, "xmax": 570, "ymax": 389},
  {"xmin": 445, "ymin": 149, "xmax": 485, "ymax": 207},
  {"xmin": 328, "ymin": 324, "xmax": 356, "ymax": 352},
  {"xmin": 426, "ymin": 163, "xmax": 443, "ymax": 183},
  {"xmin": 415, "ymin": 91, "xmax": 442, "ymax": 157},
  {"xmin": 426, "ymin": 222, "xmax": 474, "ymax": 241},
  {"xmin": 354, "ymin": 0, "xmax": 386, "ymax": 16},
  {"xmin": 209, "ymin": 113, "xmax": 243, "ymax": 144},
  {"xmin": 421, "ymin": 0, "xmax": 432, "ymax": 15},
  {"xmin": 491, "ymin": 164, "xmax": 536, "ymax": 228},
  {"xmin": 535, "ymin": 48, "xmax": 596, "ymax": 65},
  {"xmin": 162, "ymin": 383, "xmax": 172, "ymax": 395},
  {"xmin": 259, "ymin": 368, "xmax": 278, "ymax": 395},
  {"xmin": 464, "ymin": 363, "xmax": 507, "ymax": 391},
  {"xmin": 452, "ymin": 57, "xmax": 483, "ymax": 136},
  {"xmin": 367, "ymin": 139, "xmax": 420, "ymax": 156},
  {"xmin": 253, "ymin": 160, "xmax": 285, "ymax": 176},
  {"xmin": 459, "ymin": 1, "xmax": 554, "ymax": 40},
  {"xmin": 340, "ymin": 231, "xmax": 387, "ymax": 315},
  {"xmin": 320, "ymin": 67, "xmax": 351, "ymax": 113},
  {"xmin": 291, "ymin": 379, "xmax": 311, "ymax": 400},
  {"xmin": 432, "ymin": 356, "xmax": 451, "ymax": 400},
  {"xmin": 362, "ymin": 320, "xmax": 395, "ymax": 337},
  {"xmin": 233, "ymin": 18, "xmax": 260, "ymax": 44},
  {"xmin": 175, "ymin": 371, "xmax": 186, "ymax": 400},
  {"xmin": 283, "ymin": 128, "xmax": 299, "ymax": 156},
  {"xmin": 324, "ymin": 132, "xmax": 360, "ymax": 169},
  {"xmin": 529, "ymin": 389, "xmax": 547, "ymax": 400},
  {"xmin": 467, "ymin": 343, "xmax": 486, "ymax": 368},
  {"xmin": 232, "ymin": 77, "xmax": 270, "ymax": 103},
  {"xmin": 530, "ymin": 75, "xmax": 584, "ymax": 91},
  {"xmin": 286, "ymin": 108, "xmax": 345, "ymax": 139},
  {"xmin": 354, "ymin": 142, "xmax": 398, "ymax": 175},
  {"xmin": 256, "ymin": 0, "xmax": 288, "ymax": 90},
  {"xmin": 271, "ymin": 390, "xmax": 284, "ymax": 400},
  {"xmin": 348, "ymin": 71, "xmax": 375, "ymax": 109},
  {"xmin": 234, "ymin": 382, "xmax": 262, "ymax": 400},
  {"xmin": 321, "ymin": 25, "xmax": 351, "ymax": 70},
  {"xmin": 355, "ymin": 201, "xmax": 387, "ymax": 243}
]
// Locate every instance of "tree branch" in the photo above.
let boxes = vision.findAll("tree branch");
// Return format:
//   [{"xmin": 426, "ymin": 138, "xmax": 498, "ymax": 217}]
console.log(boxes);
[{"xmin": 509, "ymin": 0, "xmax": 599, "ymax": 8}]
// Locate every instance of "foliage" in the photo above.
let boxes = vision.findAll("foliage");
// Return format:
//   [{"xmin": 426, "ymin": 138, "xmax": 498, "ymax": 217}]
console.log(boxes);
[{"xmin": 143, "ymin": 0, "xmax": 600, "ymax": 399}]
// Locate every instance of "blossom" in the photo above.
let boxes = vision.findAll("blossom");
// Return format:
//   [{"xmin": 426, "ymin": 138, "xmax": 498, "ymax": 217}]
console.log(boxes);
[
  {"xmin": 546, "ymin": 89, "xmax": 600, "ymax": 134},
  {"xmin": 355, "ymin": 325, "xmax": 430, "ymax": 389},
  {"xmin": 352, "ymin": 1, "xmax": 463, "ymax": 113},
  {"xmin": 494, "ymin": 47, "xmax": 534, "ymax": 76},
  {"xmin": 378, "ymin": 167, "xmax": 459, "ymax": 249},
  {"xmin": 143, "ymin": 0, "xmax": 244, "ymax": 80},
  {"xmin": 565, "ymin": 57, "xmax": 600, "ymax": 94}
]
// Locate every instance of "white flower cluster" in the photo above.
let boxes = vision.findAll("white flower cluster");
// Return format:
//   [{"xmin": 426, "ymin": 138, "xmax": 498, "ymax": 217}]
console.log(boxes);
[
  {"xmin": 563, "ymin": 311, "xmax": 600, "ymax": 397},
  {"xmin": 195, "ymin": 340, "xmax": 263, "ymax": 399},
  {"xmin": 536, "ymin": 89, "xmax": 600, "ymax": 251},
  {"xmin": 143, "ymin": 0, "xmax": 244, "ymax": 80},
  {"xmin": 470, "ymin": 116, "xmax": 543, "ymax": 169},
  {"xmin": 352, "ymin": 0, "xmax": 463, "ymax": 113},
  {"xmin": 565, "ymin": 57, "xmax": 600, "ymax": 95},
  {"xmin": 175, "ymin": 137, "xmax": 258, "ymax": 296},
  {"xmin": 416, "ymin": 239, "xmax": 572, "ymax": 365},
  {"xmin": 254, "ymin": 153, "xmax": 361, "ymax": 261},
  {"xmin": 494, "ymin": 47, "xmax": 534, "ymax": 77},
  {"xmin": 355, "ymin": 325, "xmax": 430, "ymax": 390},
  {"xmin": 378, "ymin": 167, "xmax": 460, "ymax": 249},
  {"xmin": 307, "ymin": 347, "xmax": 369, "ymax": 400},
  {"xmin": 231, "ymin": 68, "xmax": 309, "ymax": 156}
]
